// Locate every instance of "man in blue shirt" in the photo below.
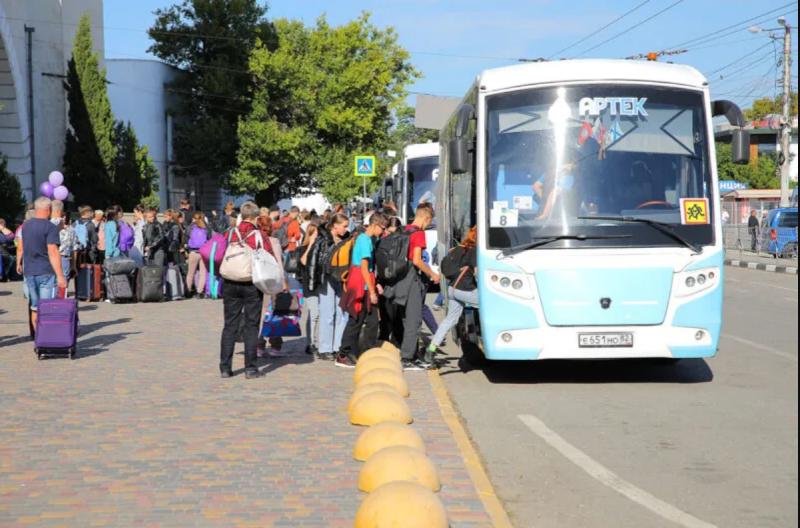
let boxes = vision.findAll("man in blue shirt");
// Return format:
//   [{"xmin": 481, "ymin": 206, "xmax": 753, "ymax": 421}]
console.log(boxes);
[{"xmin": 16, "ymin": 196, "xmax": 66, "ymax": 332}]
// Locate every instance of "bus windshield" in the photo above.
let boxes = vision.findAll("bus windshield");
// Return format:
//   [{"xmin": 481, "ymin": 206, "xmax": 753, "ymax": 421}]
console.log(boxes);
[
  {"xmin": 486, "ymin": 85, "xmax": 714, "ymax": 250},
  {"xmin": 406, "ymin": 156, "xmax": 439, "ymax": 220}
]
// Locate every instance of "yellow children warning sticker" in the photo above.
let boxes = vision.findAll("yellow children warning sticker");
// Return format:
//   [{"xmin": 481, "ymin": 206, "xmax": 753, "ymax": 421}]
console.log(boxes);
[{"xmin": 680, "ymin": 198, "xmax": 710, "ymax": 225}]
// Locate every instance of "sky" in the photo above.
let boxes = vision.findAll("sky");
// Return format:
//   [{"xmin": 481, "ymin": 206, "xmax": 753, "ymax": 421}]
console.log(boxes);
[{"xmin": 103, "ymin": 0, "xmax": 799, "ymax": 111}]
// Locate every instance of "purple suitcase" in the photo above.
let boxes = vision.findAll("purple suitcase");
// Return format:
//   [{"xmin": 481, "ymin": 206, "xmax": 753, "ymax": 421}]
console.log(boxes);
[{"xmin": 34, "ymin": 298, "xmax": 79, "ymax": 360}]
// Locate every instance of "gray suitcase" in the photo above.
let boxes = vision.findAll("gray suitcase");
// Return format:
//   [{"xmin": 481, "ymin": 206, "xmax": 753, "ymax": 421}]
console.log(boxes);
[
  {"xmin": 105, "ymin": 273, "xmax": 135, "ymax": 303},
  {"xmin": 164, "ymin": 264, "xmax": 185, "ymax": 301}
]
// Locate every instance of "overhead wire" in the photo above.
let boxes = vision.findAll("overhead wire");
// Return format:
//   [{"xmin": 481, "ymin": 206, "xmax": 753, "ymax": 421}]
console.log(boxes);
[
  {"xmin": 546, "ymin": 0, "xmax": 653, "ymax": 59},
  {"xmin": 708, "ymin": 41, "xmax": 774, "ymax": 75},
  {"xmin": 572, "ymin": 0, "xmax": 686, "ymax": 58}
]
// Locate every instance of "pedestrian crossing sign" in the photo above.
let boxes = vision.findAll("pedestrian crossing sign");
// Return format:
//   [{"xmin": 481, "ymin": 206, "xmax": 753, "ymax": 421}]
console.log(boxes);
[{"xmin": 354, "ymin": 155, "xmax": 376, "ymax": 177}]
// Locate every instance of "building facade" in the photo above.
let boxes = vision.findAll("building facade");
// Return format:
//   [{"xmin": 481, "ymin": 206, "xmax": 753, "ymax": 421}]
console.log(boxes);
[{"xmin": 0, "ymin": 0, "xmax": 104, "ymax": 201}]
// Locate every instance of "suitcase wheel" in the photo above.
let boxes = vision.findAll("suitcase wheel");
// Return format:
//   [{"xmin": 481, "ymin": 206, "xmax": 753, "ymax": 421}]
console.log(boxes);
[{"xmin": 69, "ymin": 348, "xmax": 76, "ymax": 360}]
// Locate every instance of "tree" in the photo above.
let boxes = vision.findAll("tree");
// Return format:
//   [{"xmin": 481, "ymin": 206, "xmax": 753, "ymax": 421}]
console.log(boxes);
[
  {"xmin": 716, "ymin": 142, "xmax": 779, "ymax": 189},
  {"xmin": 232, "ymin": 14, "xmax": 419, "ymax": 204},
  {"xmin": 63, "ymin": 14, "xmax": 116, "ymax": 208},
  {"xmin": 148, "ymin": 0, "xmax": 276, "ymax": 190},
  {"xmin": 112, "ymin": 122, "xmax": 160, "ymax": 210},
  {"xmin": 743, "ymin": 93, "xmax": 798, "ymax": 122},
  {"xmin": 63, "ymin": 14, "xmax": 158, "ymax": 210},
  {"xmin": 0, "ymin": 155, "xmax": 26, "ymax": 223}
]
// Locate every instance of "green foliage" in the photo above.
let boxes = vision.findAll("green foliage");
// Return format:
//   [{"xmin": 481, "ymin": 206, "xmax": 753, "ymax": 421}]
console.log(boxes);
[
  {"xmin": 63, "ymin": 14, "xmax": 116, "ymax": 208},
  {"xmin": 148, "ymin": 0, "xmax": 275, "ymax": 188},
  {"xmin": 232, "ymin": 13, "xmax": 419, "ymax": 203},
  {"xmin": 716, "ymin": 142, "xmax": 779, "ymax": 189},
  {"xmin": 0, "ymin": 155, "xmax": 26, "ymax": 223},
  {"xmin": 112, "ymin": 122, "xmax": 160, "ymax": 210},
  {"xmin": 141, "ymin": 191, "xmax": 161, "ymax": 210},
  {"xmin": 743, "ymin": 93, "xmax": 798, "ymax": 121}
]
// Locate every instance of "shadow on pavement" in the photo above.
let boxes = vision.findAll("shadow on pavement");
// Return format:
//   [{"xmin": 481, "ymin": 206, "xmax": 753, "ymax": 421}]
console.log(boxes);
[
  {"xmin": 0, "ymin": 291, "xmax": 11, "ymax": 296},
  {"xmin": 440, "ymin": 356, "xmax": 713, "ymax": 384},
  {"xmin": 76, "ymin": 331, "xmax": 141, "ymax": 359},
  {"xmin": 78, "ymin": 304, "xmax": 98, "ymax": 312},
  {"xmin": 0, "ymin": 335, "xmax": 32, "ymax": 348},
  {"xmin": 79, "ymin": 318, "xmax": 132, "ymax": 338}
]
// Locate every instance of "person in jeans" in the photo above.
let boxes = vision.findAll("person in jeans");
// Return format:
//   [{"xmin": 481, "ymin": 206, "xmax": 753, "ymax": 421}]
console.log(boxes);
[
  {"xmin": 317, "ymin": 214, "xmax": 350, "ymax": 361},
  {"xmin": 16, "ymin": 197, "xmax": 66, "ymax": 332},
  {"xmin": 337, "ymin": 212, "xmax": 387, "ymax": 368},
  {"xmin": 219, "ymin": 201, "xmax": 265, "ymax": 379},
  {"xmin": 426, "ymin": 226, "xmax": 478, "ymax": 358},
  {"xmin": 398, "ymin": 203, "xmax": 440, "ymax": 370},
  {"xmin": 300, "ymin": 221, "xmax": 322, "ymax": 356}
]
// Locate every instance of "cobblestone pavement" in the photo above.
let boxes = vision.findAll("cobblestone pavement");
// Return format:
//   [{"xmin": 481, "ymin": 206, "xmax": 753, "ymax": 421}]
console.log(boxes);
[{"xmin": 0, "ymin": 281, "xmax": 493, "ymax": 527}]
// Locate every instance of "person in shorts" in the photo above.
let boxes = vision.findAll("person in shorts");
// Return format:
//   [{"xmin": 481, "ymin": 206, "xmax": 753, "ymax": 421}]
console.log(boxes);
[{"xmin": 16, "ymin": 197, "xmax": 66, "ymax": 332}]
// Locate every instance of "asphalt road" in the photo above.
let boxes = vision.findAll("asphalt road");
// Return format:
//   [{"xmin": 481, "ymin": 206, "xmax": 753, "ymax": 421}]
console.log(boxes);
[{"xmin": 438, "ymin": 267, "xmax": 798, "ymax": 528}]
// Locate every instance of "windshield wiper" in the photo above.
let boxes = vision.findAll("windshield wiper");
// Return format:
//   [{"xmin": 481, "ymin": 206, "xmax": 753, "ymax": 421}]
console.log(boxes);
[
  {"xmin": 577, "ymin": 216, "xmax": 703, "ymax": 254},
  {"xmin": 500, "ymin": 234, "xmax": 632, "ymax": 256}
]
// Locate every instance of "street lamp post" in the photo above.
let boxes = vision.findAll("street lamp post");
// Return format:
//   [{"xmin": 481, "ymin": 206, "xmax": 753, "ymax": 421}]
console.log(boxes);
[{"xmin": 750, "ymin": 17, "xmax": 794, "ymax": 207}]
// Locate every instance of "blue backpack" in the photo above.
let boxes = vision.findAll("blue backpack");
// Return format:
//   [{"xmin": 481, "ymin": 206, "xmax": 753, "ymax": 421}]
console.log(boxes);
[
  {"xmin": 74, "ymin": 221, "xmax": 89, "ymax": 250},
  {"xmin": 118, "ymin": 221, "xmax": 135, "ymax": 252}
]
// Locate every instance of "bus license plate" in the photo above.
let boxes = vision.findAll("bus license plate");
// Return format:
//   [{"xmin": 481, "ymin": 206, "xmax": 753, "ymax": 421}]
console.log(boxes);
[{"xmin": 578, "ymin": 332, "xmax": 633, "ymax": 348}]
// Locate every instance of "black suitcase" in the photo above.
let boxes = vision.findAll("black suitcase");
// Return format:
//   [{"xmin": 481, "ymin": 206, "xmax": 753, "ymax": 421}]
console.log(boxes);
[
  {"xmin": 106, "ymin": 273, "xmax": 136, "ymax": 303},
  {"xmin": 137, "ymin": 265, "xmax": 165, "ymax": 302}
]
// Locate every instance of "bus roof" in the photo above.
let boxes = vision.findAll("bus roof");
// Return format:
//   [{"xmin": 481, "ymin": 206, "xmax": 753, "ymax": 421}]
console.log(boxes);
[
  {"xmin": 403, "ymin": 142, "xmax": 440, "ymax": 160},
  {"xmin": 477, "ymin": 59, "xmax": 708, "ymax": 93}
]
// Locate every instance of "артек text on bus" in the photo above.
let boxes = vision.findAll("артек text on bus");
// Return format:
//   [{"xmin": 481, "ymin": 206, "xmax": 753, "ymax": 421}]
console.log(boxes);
[{"xmin": 436, "ymin": 59, "xmax": 750, "ymax": 362}]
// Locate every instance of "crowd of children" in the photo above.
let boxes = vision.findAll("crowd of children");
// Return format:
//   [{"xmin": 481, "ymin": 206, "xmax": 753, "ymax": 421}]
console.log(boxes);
[{"xmin": 5, "ymin": 196, "xmax": 480, "ymax": 377}]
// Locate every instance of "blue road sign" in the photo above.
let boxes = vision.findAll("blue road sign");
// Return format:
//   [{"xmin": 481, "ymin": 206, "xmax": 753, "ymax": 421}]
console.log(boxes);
[{"xmin": 354, "ymin": 155, "xmax": 376, "ymax": 177}]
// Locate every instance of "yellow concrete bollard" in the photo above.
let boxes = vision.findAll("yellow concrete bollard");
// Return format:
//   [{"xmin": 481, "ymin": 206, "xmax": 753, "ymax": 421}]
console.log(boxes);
[
  {"xmin": 360, "ymin": 347, "xmax": 400, "ymax": 363},
  {"xmin": 348, "ymin": 382, "xmax": 407, "ymax": 414},
  {"xmin": 349, "ymin": 391, "xmax": 413, "ymax": 426},
  {"xmin": 353, "ymin": 422, "xmax": 426, "ymax": 462},
  {"xmin": 354, "ymin": 481, "xmax": 448, "ymax": 528},
  {"xmin": 353, "ymin": 357, "xmax": 401, "ymax": 384},
  {"xmin": 358, "ymin": 445, "xmax": 441, "ymax": 492},
  {"xmin": 355, "ymin": 369, "xmax": 409, "ymax": 397},
  {"xmin": 380, "ymin": 341, "xmax": 400, "ymax": 354}
]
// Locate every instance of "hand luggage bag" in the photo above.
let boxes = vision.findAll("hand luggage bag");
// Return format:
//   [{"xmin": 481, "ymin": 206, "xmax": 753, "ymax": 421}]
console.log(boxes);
[
  {"xmin": 34, "ymin": 296, "xmax": 79, "ymax": 360},
  {"xmin": 104, "ymin": 256, "xmax": 137, "ymax": 275},
  {"xmin": 164, "ymin": 264, "xmax": 185, "ymax": 301},
  {"xmin": 137, "ymin": 265, "xmax": 164, "ymax": 302},
  {"xmin": 76, "ymin": 264, "xmax": 103, "ymax": 301}
]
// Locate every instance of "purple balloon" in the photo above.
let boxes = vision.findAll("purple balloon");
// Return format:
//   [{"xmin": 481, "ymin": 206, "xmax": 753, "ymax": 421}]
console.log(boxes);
[
  {"xmin": 39, "ymin": 181, "xmax": 54, "ymax": 198},
  {"xmin": 48, "ymin": 170, "xmax": 64, "ymax": 187},
  {"xmin": 53, "ymin": 185, "xmax": 69, "ymax": 201}
]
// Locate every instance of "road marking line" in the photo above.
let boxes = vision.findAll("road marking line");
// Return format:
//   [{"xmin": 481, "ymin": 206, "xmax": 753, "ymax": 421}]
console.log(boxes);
[
  {"xmin": 517, "ymin": 414, "xmax": 717, "ymax": 528},
  {"xmin": 721, "ymin": 333, "xmax": 798, "ymax": 363},
  {"xmin": 428, "ymin": 371, "xmax": 514, "ymax": 528}
]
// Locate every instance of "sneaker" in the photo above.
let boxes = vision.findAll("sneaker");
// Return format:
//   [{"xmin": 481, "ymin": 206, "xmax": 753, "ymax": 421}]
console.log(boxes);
[
  {"xmin": 414, "ymin": 357, "xmax": 436, "ymax": 370},
  {"xmin": 334, "ymin": 353, "xmax": 357, "ymax": 368},
  {"xmin": 220, "ymin": 370, "xmax": 233, "ymax": 378},
  {"xmin": 245, "ymin": 369, "xmax": 264, "ymax": 379},
  {"xmin": 267, "ymin": 347, "xmax": 287, "ymax": 358},
  {"xmin": 318, "ymin": 352, "xmax": 334, "ymax": 361},
  {"xmin": 402, "ymin": 358, "xmax": 424, "ymax": 371}
]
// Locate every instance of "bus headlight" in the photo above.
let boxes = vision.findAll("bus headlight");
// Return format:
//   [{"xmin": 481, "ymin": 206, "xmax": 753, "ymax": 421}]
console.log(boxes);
[
  {"xmin": 674, "ymin": 267, "xmax": 719, "ymax": 298},
  {"xmin": 485, "ymin": 270, "xmax": 535, "ymax": 300}
]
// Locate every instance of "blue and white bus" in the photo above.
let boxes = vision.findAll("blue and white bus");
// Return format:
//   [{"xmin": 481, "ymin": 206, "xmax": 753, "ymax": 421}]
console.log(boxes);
[{"xmin": 437, "ymin": 59, "xmax": 750, "ymax": 363}]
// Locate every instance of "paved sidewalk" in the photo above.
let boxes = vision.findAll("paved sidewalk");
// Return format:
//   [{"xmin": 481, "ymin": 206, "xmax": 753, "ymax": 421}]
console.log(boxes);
[{"xmin": 0, "ymin": 282, "xmax": 493, "ymax": 527}]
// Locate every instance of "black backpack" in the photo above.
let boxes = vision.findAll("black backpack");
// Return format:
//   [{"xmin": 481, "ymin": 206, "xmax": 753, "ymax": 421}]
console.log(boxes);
[
  {"xmin": 439, "ymin": 246, "xmax": 465, "ymax": 281},
  {"xmin": 375, "ymin": 228, "xmax": 418, "ymax": 284},
  {"xmin": 274, "ymin": 221, "xmax": 290, "ymax": 249}
]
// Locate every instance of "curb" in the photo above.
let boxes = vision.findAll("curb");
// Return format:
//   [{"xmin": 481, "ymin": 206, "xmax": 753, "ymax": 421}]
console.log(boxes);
[
  {"xmin": 725, "ymin": 259, "xmax": 798, "ymax": 274},
  {"xmin": 427, "ymin": 370, "xmax": 515, "ymax": 528}
]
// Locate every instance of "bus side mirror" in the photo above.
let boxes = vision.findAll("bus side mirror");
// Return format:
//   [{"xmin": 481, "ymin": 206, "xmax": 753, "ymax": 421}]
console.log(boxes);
[
  {"xmin": 731, "ymin": 129, "xmax": 750, "ymax": 165},
  {"xmin": 449, "ymin": 138, "xmax": 469, "ymax": 174},
  {"xmin": 712, "ymin": 99, "xmax": 750, "ymax": 165}
]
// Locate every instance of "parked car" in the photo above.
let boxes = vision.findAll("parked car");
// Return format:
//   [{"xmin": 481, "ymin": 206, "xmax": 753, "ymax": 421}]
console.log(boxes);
[{"xmin": 759, "ymin": 207, "xmax": 798, "ymax": 257}]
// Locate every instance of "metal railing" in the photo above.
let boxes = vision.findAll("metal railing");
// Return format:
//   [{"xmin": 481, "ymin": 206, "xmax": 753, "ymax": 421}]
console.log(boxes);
[{"xmin": 722, "ymin": 224, "xmax": 799, "ymax": 262}]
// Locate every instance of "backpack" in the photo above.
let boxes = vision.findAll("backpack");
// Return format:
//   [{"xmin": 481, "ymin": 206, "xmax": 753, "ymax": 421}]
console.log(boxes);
[
  {"xmin": 118, "ymin": 221, "xmax": 134, "ymax": 252},
  {"xmin": 375, "ymin": 228, "xmax": 417, "ymax": 284},
  {"xmin": 187, "ymin": 224, "xmax": 211, "ymax": 250},
  {"xmin": 274, "ymin": 220, "xmax": 290, "ymax": 249},
  {"xmin": 439, "ymin": 246, "xmax": 465, "ymax": 281},
  {"xmin": 74, "ymin": 221, "xmax": 89, "ymax": 250},
  {"xmin": 325, "ymin": 237, "xmax": 356, "ymax": 284}
]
